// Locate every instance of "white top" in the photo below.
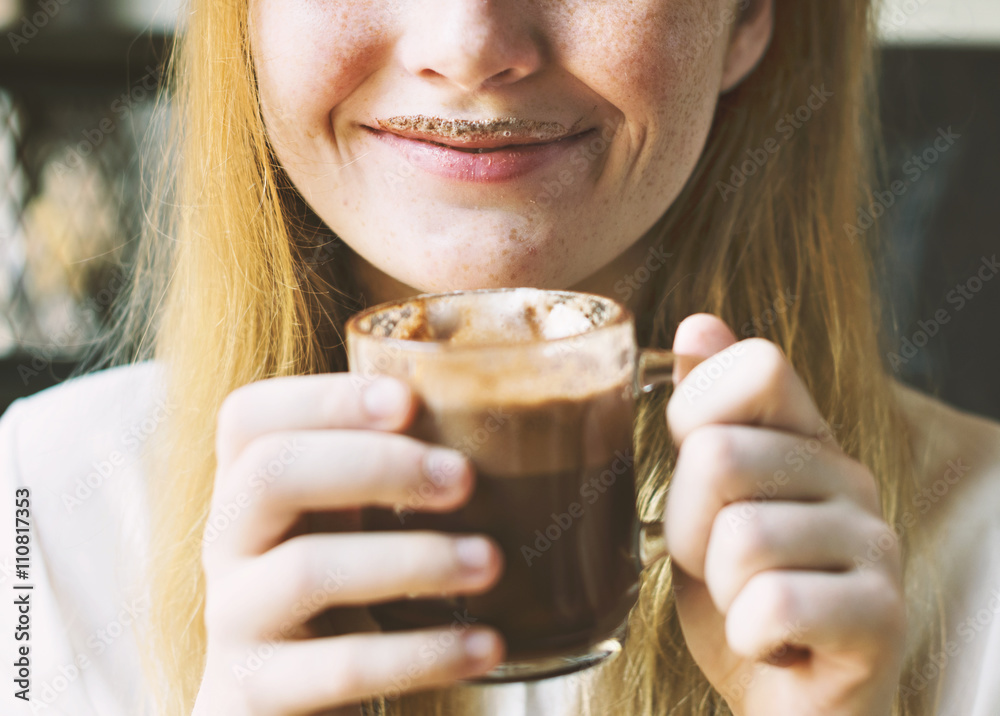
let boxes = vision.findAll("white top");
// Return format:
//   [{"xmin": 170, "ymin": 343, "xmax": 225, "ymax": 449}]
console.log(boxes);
[
  {"xmin": 0, "ymin": 361, "xmax": 998, "ymax": 715},
  {"xmin": 878, "ymin": 0, "xmax": 1000, "ymax": 46}
]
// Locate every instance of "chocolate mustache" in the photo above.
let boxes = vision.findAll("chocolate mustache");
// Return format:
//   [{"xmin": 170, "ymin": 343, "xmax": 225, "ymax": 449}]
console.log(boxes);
[{"xmin": 375, "ymin": 115, "xmax": 576, "ymax": 143}]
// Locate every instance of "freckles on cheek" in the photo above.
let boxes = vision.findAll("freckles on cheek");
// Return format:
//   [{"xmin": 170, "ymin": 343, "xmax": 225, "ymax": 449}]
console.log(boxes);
[
  {"xmin": 647, "ymin": 6, "xmax": 730, "ymax": 133},
  {"xmin": 253, "ymin": 4, "xmax": 389, "ymax": 133},
  {"xmin": 623, "ymin": 1, "xmax": 728, "ymax": 106}
]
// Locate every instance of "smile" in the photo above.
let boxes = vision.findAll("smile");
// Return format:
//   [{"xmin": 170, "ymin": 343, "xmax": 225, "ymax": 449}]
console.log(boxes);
[{"xmin": 364, "ymin": 125, "xmax": 597, "ymax": 184}]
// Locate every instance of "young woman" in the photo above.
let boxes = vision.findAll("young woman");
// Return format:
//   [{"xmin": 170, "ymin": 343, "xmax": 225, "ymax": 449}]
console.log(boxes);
[{"xmin": 2, "ymin": 1, "xmax": 999, "ymax": 715}]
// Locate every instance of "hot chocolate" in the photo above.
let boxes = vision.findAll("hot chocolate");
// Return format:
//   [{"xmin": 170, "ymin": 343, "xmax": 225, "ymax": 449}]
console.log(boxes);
[{"xmin": 356, "ymin": 290, "xmax": 641, "ymax": 664}]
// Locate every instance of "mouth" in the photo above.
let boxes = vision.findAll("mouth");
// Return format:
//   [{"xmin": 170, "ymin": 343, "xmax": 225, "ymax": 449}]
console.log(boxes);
[
  {"xmin": 361, "ymin": 114, "xmax": 601, "ymax": 184},
  {"xmin": 370, "ymin": 115, "xmax": 588, "ymax": 151}
]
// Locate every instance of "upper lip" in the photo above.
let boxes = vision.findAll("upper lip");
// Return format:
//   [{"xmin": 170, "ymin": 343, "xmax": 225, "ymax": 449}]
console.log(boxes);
[{"xmin": 371, "ymin": 115, "xmax": 586, "ymax": 150}]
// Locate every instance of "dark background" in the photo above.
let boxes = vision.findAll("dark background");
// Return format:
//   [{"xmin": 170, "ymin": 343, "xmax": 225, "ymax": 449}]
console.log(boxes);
[
  {"xmin": 0, "ymin": 19, "xmax": 997, "ymax": 423},
  {"xmin": 877, "ymin": 48, "xmax": 1000, "ymax": 421}
]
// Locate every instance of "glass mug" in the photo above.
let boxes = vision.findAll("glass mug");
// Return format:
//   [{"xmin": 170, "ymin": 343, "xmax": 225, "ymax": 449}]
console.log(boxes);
[{"xmin": 345, "ymin": 288, "xmax": 676, "ymax": 683}]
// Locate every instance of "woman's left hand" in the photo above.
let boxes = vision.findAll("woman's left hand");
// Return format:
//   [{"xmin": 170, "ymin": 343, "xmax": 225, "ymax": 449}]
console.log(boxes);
[{"xmin": 664, "ymin": 314, "xmax": 906, "ymax": 716}]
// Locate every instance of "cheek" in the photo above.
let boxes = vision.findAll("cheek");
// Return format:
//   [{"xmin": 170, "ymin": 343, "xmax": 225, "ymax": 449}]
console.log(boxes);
[
  {"xmin": 549, "ymin": 0, "xmax": 728, "ymax": 185},
  {"xmin": 549, "ymin": 0, "xmax": 729, "ymax": 99},
  {"xmin": 610, "ymin": 2, "xmax": 728, "ymax": 125},
  {"xmin": 251, "ymin": 2, "xmax": 390, "ymax": 139}
]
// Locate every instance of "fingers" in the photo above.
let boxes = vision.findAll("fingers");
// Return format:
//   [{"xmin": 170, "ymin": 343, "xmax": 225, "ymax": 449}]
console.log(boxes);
[
  {"xmin": 671, "ymin": 313, "xmax": 739, "ymax": 376},
  {"xmin": 667, "ymin": 337, "xmax": 830, "ymax": 442},
  {"xmin": 665, "ymin": 424, "xmax": 881, "ymax": 579},
  {"xmin": 216, "ymin": 374, "xmax": 417, "ymax": 471},
  {"xmin": 235, "ymin": 627, "xmax": 504, "ymax": 713},
  {"xmin": 207, "ymin": 532, "xmax": 503, "ymax": 641},
  {"xmin": 207, "ymin": 430, "xmax": 474, "ymax": 560},
  {"xmin": 725, "ymin": 569, "xmax": 906, "ymax": 662},
  {"xmin": 703, "ymin": 498, "xmax": 896, "ymax": 613}
]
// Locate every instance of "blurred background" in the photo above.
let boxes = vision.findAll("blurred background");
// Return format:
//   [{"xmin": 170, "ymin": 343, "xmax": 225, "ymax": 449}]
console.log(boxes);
[{"xmin": 0, "ymin": 0, "xmax": 998, "ymax": 421}]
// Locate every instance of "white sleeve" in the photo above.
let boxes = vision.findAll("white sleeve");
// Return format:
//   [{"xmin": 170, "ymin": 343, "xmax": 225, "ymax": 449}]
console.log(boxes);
[
  {"xmin": 0, "ymin": 398, "xmax": 99, "ymax": 715},
  {"xmin": 0, "ymin": 363, "xmax": 161, "ymax": 716},
  {"xmin": 967, "ymin": 521, "xmax": 1000, "ymax": 716}
]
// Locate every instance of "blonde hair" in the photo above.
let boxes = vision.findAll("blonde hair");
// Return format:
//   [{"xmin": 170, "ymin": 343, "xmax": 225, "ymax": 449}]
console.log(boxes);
[{"xmin": 89, "ymin": 0, "xmax": 946, "ymax": 713}]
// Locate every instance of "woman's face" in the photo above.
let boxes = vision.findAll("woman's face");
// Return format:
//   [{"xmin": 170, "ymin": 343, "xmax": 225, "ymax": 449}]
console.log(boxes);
[{"xmin": 251, "ymin": 0, "xmax": 771, "ymax": 294}]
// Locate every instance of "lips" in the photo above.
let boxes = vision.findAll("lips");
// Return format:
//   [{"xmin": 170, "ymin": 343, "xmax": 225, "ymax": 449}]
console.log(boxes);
[
  {"xmin": 363, "ymin": 116, "xmax": 596, "ymax": 184},
  {"xmin": 373, "ymin": 128, "xmax": 558, "ymax": 152}
]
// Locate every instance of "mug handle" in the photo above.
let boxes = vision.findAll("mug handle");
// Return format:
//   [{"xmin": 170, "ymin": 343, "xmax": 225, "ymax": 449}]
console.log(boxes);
[{"xmin": 633, "ymin": 348, "xmax": 677, "ymax": 568}]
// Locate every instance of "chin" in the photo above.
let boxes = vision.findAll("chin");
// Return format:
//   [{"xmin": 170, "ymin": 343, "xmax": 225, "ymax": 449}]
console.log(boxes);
[{"xmin": 381, "ymin": 250, "xmax": 576, "ymax": 294}]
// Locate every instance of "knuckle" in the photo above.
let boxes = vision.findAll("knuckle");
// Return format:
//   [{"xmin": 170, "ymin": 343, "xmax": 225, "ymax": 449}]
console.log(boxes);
[
  {"xmin": 859, "ymin": 510, "xmax": 895, "ymax": 548},
  {"xmin": 721, "ymin": 503, "xmax": 771, "ymax": 561},
  {"xmin": 851, "ymin": 572, "xmax": 906, "ymax": 656},
  {"xmin": 854, "ymin": 509, "xmax": 903, "ymax": 572},
  {"xmin": 217, "ymin": 385, "xmax": 253, "ymax": 439},
  {"xmin": 751, "ymin": 572, "xmax": 799, "ymax": 625},
  {"xmin": 274, "ymin": 535, "xmax": 321, "ymax": 600},
  {"xmin": 866, "ymin": 567, "xmax": 905, "ymax": 620},
  {"xmin": 202, "ymin": 589, "xmax": 225, "ymax": 630},
  {"xmin": 200, "ymin": 539, "xmax": 225, "ymax": 578},
  {"xmin": 318, "ymin": 375, "xmax": 358, "ymax": 425},
  {"xmin": 203, "ymin": 575, "xmax": 241, "ymax": 637},
  {"xmin": 683, "ymin": 425, "xmax": 742, "ymax": 489},
  {"xmin": 745, "ymin": 338, "xmax": 793, "ymax": 395},
  {"xmin": 855, "ymin": 471, "xmax": 882, "ymax": 513},
  {"xmin": 240, "ymin": 649, "xmax": 284, "ymax": 711},
  {"xmin": 237, "ymin": 434, "xmax": 296, "ymax": 491},
  {"xmin": 323, "ymin": 646, "xmax": 365, "ymax": 699}
]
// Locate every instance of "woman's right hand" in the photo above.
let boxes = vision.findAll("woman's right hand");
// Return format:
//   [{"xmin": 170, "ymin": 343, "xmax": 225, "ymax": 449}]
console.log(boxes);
[{"xmin": 193, "ymin": 374, "xmax": 506, "ymax": 715}]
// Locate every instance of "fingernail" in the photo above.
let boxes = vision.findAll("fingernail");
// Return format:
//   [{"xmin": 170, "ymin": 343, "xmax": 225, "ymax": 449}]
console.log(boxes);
[
  {"xmin": 424, "ymin": 449, "xmax": 468, "ymax": 490},
  {"xmin": 362, "ymin": 378, "xmax": 409, "ymax": 421},
  {"xmin": 463, "ymin": 630, "xmax": 499, "ymax": 667},
  {"xmin": 455, "ymin": 537, "xmax": 493, "ymax": 574}
]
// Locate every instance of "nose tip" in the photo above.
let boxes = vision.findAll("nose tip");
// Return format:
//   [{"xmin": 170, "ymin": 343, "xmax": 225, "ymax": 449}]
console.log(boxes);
[{"xmin": 399, "ymin": 3, "xmax": 544, "ymax": 92}]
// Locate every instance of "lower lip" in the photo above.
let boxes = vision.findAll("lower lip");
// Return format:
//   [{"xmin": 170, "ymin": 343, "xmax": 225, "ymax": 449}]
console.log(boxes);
[{"xmin": 367, "ymin": 128, "xmax": 595, "ymax": 184}]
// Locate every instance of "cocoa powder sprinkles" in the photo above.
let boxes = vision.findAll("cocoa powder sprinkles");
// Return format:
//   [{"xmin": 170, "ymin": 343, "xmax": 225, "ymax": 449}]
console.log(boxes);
[{"xmin": 375, "ymin": 116, "xmax": 572, "ymax": 143}]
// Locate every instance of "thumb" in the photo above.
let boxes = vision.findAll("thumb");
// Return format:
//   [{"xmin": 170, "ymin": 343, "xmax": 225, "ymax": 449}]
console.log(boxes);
[{"xmin": 670, "ymin": 313, "xmax": 739, "ymax": 384}]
